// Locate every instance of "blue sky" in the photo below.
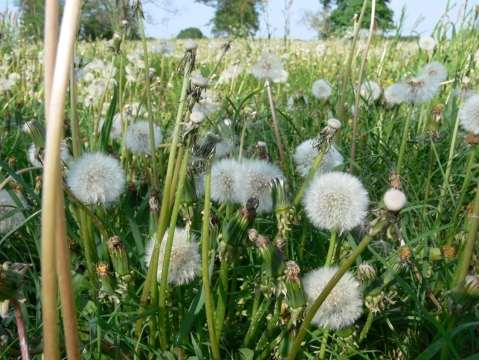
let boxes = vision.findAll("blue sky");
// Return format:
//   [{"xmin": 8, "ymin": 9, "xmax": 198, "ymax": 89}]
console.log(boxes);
[{"xmin": 1, "ymin": 0, "xmax": 478, "ymax": 39}]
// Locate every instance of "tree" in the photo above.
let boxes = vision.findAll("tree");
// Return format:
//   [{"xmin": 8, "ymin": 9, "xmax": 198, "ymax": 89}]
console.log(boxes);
[
  {"xmin": 320, "ymin": 0, "xmax": 394, "ymax": 34},
  {"xmin": 196, "ymin": 0, "xmax": 260, "ymax": 37},
  {"xmin": 16, "ymin": 0, "xmax": 140, "ymax": 40},
  {"xmin": 177, "ymin": 27, "xmax": 205, "ymax": 39}
]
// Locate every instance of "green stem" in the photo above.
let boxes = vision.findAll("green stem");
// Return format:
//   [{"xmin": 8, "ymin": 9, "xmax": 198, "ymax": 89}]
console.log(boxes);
[
  {"xmin": 265, "ymin": 80, "xmax": 286, "ymax": 168},
  {"xmin": 69, "ymin": 50, "xmax": 81, "ymax": 158},
  {"xmin": 136, "ymin": 52, "xmax": 194, "ymax": 336},
  {"xmin": 452, "ymin": 183, "xmax": 479, "ymax": 290},
  {"xmin": 359, "ymin": 310, "xmax": 374, "ymax": 343},
  {"xmin": 396, "ymin": 113, "xmax": 412, "ymax": 176},
  {"xmin": 201, "ymin": 169, "xmax": 221, "ymax": 360},
  {"xmin": 435, "ymin": 113, "xmax": 461, "ymax": 223},
  {"xmin": 447, "ymin": 146, "xmax": 477, "ymax": 244},
  {"xmin": 158, "ymin": 147, "xmax": 190, "ymax": 349},
  {"xmin": 287, "ymin": 230, "xmax": 382, "ymax": 360}
]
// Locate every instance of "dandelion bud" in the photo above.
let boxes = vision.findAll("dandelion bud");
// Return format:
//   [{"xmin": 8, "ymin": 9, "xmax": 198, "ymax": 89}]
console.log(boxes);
[
  {"xmin": 357, "ymin": 262, "xmax": 377, "ymax": 282},
  {"xmin": 0, "ymin": 300, "xmax": 9, "ymax": 319},
  {"xmin": 254, "ymin": 141, "xmax": 269, "ymax": 160},
  {"xmin": 247, "ymin": 228, "xmax": 258, "ymax": 242},
  {"xmin": 429, "ymin": 247, "xmax": 442, "ymax": 261},
  {"xmin": 383, "ymin": 188, "xmax": 407, "ymax": 212},
  {"xmin": 255, "ymin": 234, "xmax": 269, "ymax": 250},
  {"xmin": 441, "ymin": 244, "xmax": 456, "ymax": 259},
  {"xmin": 399, "ymin": 246, "xmax": 412, "ymax": 262},
  {"xmin": 149, "ymin": 195, "xmax": 159, "ymax": 213},
  {"xmin": 284, "ymin": 261, "xmax": 305, "ymax": 308},
  {"xmin": 107, "ymin": 236, "xmax": 129, "ymax": 277},
  {"xmin": 464, "ymin": 275, "xmax": 479, "ymax": 297}
]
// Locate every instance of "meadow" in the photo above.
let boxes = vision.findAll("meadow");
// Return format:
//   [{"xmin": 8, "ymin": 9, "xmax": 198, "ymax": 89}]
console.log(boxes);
[{"xmin": 1, "ymin": 3, "xmax": 479, "ymax": 359}]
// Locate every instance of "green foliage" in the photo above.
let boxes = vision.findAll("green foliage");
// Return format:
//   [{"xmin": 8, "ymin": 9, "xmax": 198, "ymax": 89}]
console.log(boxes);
[
  {"xmin": 177, "ymin": 27, "xmax": 205, "ymax": 39},
  {"xmin": 196, "ymin": 0, "xmax": 260, "ymax": 37},
  {"xmin": 322, "ymin": 0, "xmax": 395, "ymax": 33}
]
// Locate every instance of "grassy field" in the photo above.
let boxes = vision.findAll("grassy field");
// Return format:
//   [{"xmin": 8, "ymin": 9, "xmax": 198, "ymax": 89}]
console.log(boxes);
[{"xmin": 1, "ymin": 5, "xmax": 479, "ymax": 359}]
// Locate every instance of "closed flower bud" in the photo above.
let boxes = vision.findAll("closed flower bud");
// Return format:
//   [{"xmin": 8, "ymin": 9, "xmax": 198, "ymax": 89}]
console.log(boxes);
[
  {"xmin": 464, "ymin": 275, "xmax": 479, "ymax": 297},
  {"xmin": 357, "ymin": 262, "xmax": 376, "ymax": 282},
  {"xmin": 107, "ymin": 236, "xmax": 129, "ymax": 277}
]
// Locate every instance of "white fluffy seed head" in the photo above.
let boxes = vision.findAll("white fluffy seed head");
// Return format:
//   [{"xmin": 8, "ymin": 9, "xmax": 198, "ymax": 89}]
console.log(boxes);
[
  {"xmin": 407, "ymin": 76, "xmax": 441, "ymax": 104},
  {"xmin": 359, "ymin": 80, "xmax": 382, "ymax": 102},
  {"xmin": 235, "ymin": 159, "xmax": 284, "ymax": 213},
  {"xmin": 384, "ymin": 82, "xmax": 410, "ymax": 106},
  {"xmin": 293, "ymin": 139, "xmax": 343, "ymax": 177},
  {"xmin": 67, "ymin": 152, "xmax": 126, "ymax": 205},
  {"xmin": 383, "ymin": 188, "xmax": 407, "ymax": 212},
  {"xmin": 191, "ymin": 71, "xmax": 209, "ymax": 88},
  {"xmin": 327, "ymin": 118, "xmax": 341, "ymax": 130},
  {"xmin": 125, "ymin": 121, "xmax": 163, "ymax": 155},
  {"xmin": 144, "ymin": 228, "xmax": 200, "ymax": 286},
  {"xmin": 302, "ymin": 267, "xmax": 363, "ymax": 330},
  {"xmin": 211, "ymin": 159, "xmax": 241, "ymax": 203},
  {"xmin": 312, "ymin": 79, "xmax": 332, "ymax": 100},
  {"xmin": 418, "ymin": 35, "xmax": 436, "ymax": 52},
  {"xmin": 459, "ymin": 94, "xmax": 479, "ymax": 134},
  {"xmin": 420, "ymin": 62, "xmax": 448, "ymax": 85},
  {"xmin": 303, "ymin": 172, "xmax": 369, "ymax": 232},
  {"xmin": 0, "ymin": 190, "xmax": 25, "ymax": 234},
  {"xmin": 251, "ymin": 52, "xmax": 285, "ymax": 82}
]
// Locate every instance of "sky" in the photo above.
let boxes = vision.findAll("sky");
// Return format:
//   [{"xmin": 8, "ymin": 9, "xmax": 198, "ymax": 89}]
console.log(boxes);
[{"xmin": 1, "ymin": 0, "xmax": 478, "ymax": 39}]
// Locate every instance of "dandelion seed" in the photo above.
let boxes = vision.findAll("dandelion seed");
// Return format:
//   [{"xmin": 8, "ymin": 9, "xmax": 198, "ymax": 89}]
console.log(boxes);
[
  {"xmin": 0, "ymin": 190, "xmax": 25, "ymax": 234},
  {"xmin": 302, "ymin": 267, "xmax": 363, "ymax": 330},
  {"xmin": 67, "ymin": 152, "xmax": 126, "ymax": 205},
  {"xmin": 236, "ymin": 159, "xmax": 284, "ymax": 213},
  {"xmin": 191, "ymin": 71, "xmax": 209, "ymax": 88},
  {"xmin": 125, "ymin": 121, "xmax": 163, "ymax": 155},
  {"xmin": 303, "ymin": 172, "xmax": 369, "ymax": 232},
  {"xmin": 144, "ymin": 228, "xmax": 200, "ymax": 286},
  {"xmin": 312, "ymin": 79, "xmax": 332, "ymax": 100},
  {"xmin": 293, "ymin": 139, "xmax": 343, "ymax": 177},
  {"xmin": 459, "ymin": 94, "xmax": 479, "ymax": 134}
]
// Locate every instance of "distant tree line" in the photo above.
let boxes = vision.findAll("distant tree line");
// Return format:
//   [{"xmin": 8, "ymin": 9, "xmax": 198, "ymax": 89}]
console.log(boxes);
[{"xmin": 16, "ymin": 0, "xmax": 140, "ymax": 40}]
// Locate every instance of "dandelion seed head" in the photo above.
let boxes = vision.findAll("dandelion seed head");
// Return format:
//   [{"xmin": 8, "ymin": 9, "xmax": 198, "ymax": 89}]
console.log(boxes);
[
  {"xmin": 383, "ymin": 188, "xmax": 407, "ymax": 212},
  {"xmin": 251, "ymin": 52, "xmax": 285, "ymax": 82},
  {"xmin": 191, "ymin": 71, "xmax": 209, "ymax": 88},
  {"xmin": 312, "ymin": 79, "xmax": 332, "ymax": 100},
  {"xmin": 293, "ymin": 140, "xmax": 343, "ymax": 177},
  {"xmin": 418, "ymin": 36, "xmax": 436, "ymax": 52},
  {"xmin": 359, "ymin": 80, "xmax": 382, "ymax": 102},
  {"xmin": 184, "ymin": 39, "xmax": 198, "ymax": 50},
  {"xmin": 459, "ymin": 94, "xmax": 479, "ymax": 134},
  {"xmin": 420, "ymin": 62, "xmax": 448, "ymax": 84},
  {"xmin": 67, "ymin": 152, "xmax": 126, "ymax": 205},
  {"xmin": 303, "ymin": 172, "xmax": 369, "ymax": 232},
  {"xmin": 302, "ymin": 267, "xmax": 363, "ymax": 330},
  {"xmin": 211, "ymin": 159, "xmax": 240, "ymax": 203},
  {"xmin": 384, "ymin": 83, "xmax": 410, "ymax": 105},
  {"xmin": 144, "ymin": 228, "xmax": 200, "ymax": 286},
  {"xmin": 125, "ymin": 121, "xmax": 163, "ymax": 155},
  {"xmin": 236, "ymin": 159, "xmax": 284, "ymax": 213}
]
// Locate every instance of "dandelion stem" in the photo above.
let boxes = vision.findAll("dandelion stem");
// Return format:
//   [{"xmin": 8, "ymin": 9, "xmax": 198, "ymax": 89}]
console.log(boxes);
[
  {"xmin": 335, "ymin": 0, "xmax": 368, "ymax": 122},
  {"xmin": 158, "ymin": 146, "xmax": 190, "ymax": 349},
  {"xmin": 435, "ymin": 113, "xmax": 461, "ymax": 224},
  {"xmin": 201, "ymin": 169, "xmax": 221, "ymax": 360},
  {"xmin": 349, "ymin": 0, "xmax": 376, "ymax": 173},
  {"xmin": 13, "ymin": 299, "xmax": 30, "ymax": 360},
  {"xmin": 265, "ymin": 80, "xmax": 286, "ymax": 169},
  {"xmin": 453, "ymin": 182, "xmax": 479, "ymax": 290},
  {"xmin": 70, "ymin": 49, "xmax": 81, "ymax": 158},
  {"xmin": 137, "ymin": 49, "xmax": 194, "ymax": 337},
  {"xmin": 396, "ymin": 112, "xmax": 412, "ymax": 176},
  {"xmin": 447, "ymin": 145, "xmax": 477, "ymax": 244},
  {"xmin": 287, "ymin": 228, "xmax": 383, "ymax": 360}
]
